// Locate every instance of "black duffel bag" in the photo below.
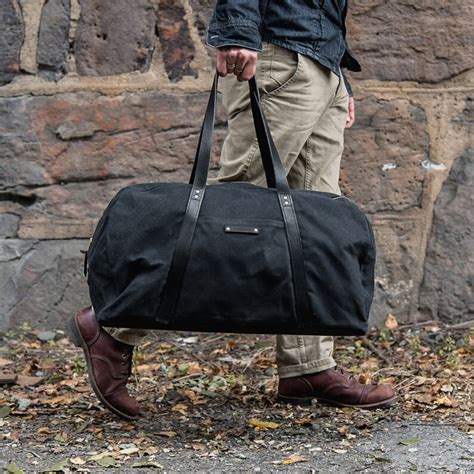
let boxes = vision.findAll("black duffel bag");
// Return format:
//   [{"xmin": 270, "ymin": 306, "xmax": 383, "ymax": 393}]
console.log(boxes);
[{"xmin": 86, "ymin": 73, "xmax": 376, "ymax": 335}]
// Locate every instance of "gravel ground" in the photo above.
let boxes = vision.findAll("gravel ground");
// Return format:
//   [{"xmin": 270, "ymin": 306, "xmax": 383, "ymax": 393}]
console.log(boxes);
[
  {"xmin": 1, "ymin": 421, "xmax": 472, "ymax": 472},
  {"xmin": 1, "ymin": 325, "xmax": 472, "ymax": 472}
]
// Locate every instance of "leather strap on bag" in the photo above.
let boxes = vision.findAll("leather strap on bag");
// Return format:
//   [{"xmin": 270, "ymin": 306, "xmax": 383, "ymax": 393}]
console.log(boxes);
[
  {"xmin": 156, "ymin": 73, "xmax": 311, "ymax": 329},
  {"xmin": 248, "ymin": 81, "xmax": 312, "ymax": 329},
  {"xmin": 155, "ymin": 76, "xmax": 219, "ymax": 322}
]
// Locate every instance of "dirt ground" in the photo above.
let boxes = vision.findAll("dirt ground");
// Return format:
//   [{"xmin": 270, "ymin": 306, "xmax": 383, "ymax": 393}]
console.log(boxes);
[{"xmin": 0, "ymin": 320, "xmax": 472, "ymax": 472}]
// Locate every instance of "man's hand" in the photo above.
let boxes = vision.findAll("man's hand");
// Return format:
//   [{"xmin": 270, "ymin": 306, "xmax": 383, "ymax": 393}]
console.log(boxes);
[
  {"xmin": 216, "ymin": 47, "xmax": 258, "ymax": 81},
  {"xmin": 345, "ymin": 96, "xmax": 355, "ymax": 128}
]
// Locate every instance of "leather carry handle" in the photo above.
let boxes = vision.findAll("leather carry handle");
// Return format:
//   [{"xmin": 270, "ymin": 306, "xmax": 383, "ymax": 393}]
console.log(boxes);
[
  {"xmin": 156, "ymin": 72, "xmax": 311, "ymax": 327},
  {"xmin": 190, "ymin": 73, "xmax": 290, "ymax": 193}
]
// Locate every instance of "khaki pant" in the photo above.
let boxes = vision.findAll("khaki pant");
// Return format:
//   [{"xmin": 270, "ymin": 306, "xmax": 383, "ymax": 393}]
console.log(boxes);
[{"xmin": 108, "ymin": 41, "xmax": 349, "ymax": 378}]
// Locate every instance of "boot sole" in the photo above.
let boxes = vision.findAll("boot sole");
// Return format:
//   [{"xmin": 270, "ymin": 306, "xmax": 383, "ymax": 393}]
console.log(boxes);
[
  {"xmin": 277, "ymin": 393, "xmax": 398, "ymax": 410},
  {"xmin": 67, "ymin": 314, "xmax": 139, "ymax": 422}
]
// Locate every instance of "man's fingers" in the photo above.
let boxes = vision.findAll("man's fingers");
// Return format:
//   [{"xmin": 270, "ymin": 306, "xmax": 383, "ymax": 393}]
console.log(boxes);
[
  {"xmin": 216, "ymin": 47, "xmax": 258, "ymax": 81},
  {"xmin": 216, "ymin": 47, "xmax": 238, "ymax": 77},
  {"xmin": 345, "ymin": 96, "xmax": 355, "ymax": 129},
  {"xmin": 237, "ymin": 61, "xmax": 257, "ymax": 81},
  {"xmin": 216, "ymin": 49, "xmax": 228, "ymax": 77},
  {"xmin": 233, "ymin": 51, "xmax": 247, "ymax": 77},
  {"xmin": 225, "ymin": 48, "xmax": 238, "ymax": 73},
  {"xmin": 236, "ymin": 51, "xmax": 257, "ymax": 81}
]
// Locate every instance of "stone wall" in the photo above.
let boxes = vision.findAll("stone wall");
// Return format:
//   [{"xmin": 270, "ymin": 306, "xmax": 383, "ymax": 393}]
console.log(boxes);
[{"xmin": 0, "ymin": 0, "xmax": 472, "ymax": 332}]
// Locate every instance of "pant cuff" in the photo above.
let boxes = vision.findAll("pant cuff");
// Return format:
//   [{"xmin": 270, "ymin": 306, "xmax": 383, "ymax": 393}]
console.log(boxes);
[
  {"xmin": 103, "ymin": 327, "xmax": 148, "ymax": 346},
  {"xmin": 277, "ymin": 357, "xmax": 336, "ymax": 379}
]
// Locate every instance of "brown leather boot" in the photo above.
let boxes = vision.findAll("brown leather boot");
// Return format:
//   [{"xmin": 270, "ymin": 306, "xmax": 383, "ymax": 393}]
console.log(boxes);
[
  {"xmin": 278, "ymin": 368, "xmax": 397, "ymax": 409},
  {"xmin": 68, "ymin": 307, "xmax": 140, "ymax": 420}
]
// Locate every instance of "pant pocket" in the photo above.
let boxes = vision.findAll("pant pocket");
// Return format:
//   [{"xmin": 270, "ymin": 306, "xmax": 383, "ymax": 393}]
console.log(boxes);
[{"xmin": 259, "ymin": 42, "xmax": 301, "ymax": 96}]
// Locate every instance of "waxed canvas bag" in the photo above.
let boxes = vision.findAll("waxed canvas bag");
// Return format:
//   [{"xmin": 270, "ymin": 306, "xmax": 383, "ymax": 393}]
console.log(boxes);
[{"xmin": 86, "ymin": 73, "xmax": 376, "ymax": 335}]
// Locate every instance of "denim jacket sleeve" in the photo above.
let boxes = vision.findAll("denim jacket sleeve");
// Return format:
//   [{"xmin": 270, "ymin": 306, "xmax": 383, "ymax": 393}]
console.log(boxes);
[
  {"xmin": 341, "ymin": 70, "xmax": 353, "ymax": 97},
  {"xmin": 340, "ymin": 44, "xmax": 360, "ymax": 97},
  {"xmin": 206, "ymin": 0, "xmax": 263, "ymax": 52}
]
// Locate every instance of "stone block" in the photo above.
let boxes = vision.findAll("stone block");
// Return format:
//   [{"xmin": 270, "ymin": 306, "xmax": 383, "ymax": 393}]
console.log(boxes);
[
  {"xmin": 189, "ymin": 0, "xmax": 215, "ymax": 50},
  {"xmin": 340, "ymin": 96, "xmax": 428, "ymax": 213},
  {"xmin": 419, "ymin": 149, "xmax": 474, "ymax": 324},
  {"xmin": 452, "ymin": 96, "xmax": 473, "ymax": 127},
  {"xmin": 0, "ymin": 214, "xmax": 20, "ymax": 238},
  {"xmin": 0, "ymin": 239, "xmax": 89, "ymax": 333},
  {"xmin": 348, "ymin": 1, "xmax": 474, "ymax": 82},
  {"xmin": 75, "ymin": 0, "xmax": 155, "ymax": 76},
  {"xmin": 369, "ymin": 214, "xmax": 427, "ymax": 324},
  {"xmin": 37, "ymin": 0, "xmax": 71, "ymax": 81},
  {"xmin": 157, "ymin": 0, "xmax": 198, "ymax": 82},
  {"xmin": 0, "ymin": 0, "xmax": 24, "ymax": 85},
  {"xmin": 0, "ymin": 97, "xmax": 48, "ymax": 189},
  {"xmin": 17, "ymin": 180, "xmax": 138, "ymax": 239},
  {"xmin": 0, "ymin": 90, "xmax": 226, "ymax": 239}
]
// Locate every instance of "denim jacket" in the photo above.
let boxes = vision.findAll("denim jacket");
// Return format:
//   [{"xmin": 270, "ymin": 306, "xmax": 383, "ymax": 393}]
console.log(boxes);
[{"xmin": 206, "ymin": 0, "xmax": 360, "ymax": 95}]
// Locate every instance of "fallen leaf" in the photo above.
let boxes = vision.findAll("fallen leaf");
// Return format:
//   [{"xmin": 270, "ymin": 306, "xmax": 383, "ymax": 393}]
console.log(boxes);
[
  {"xmin": 157, "ymin": 342, "xmax": 174, "ymax": 354},
  {"xmin": 16, "ymin": 376, "xmax": 44, "ymax": 387},
  {"xmin": 249, "ymin": 418, "xmax": 280, "ymax": 430},
  {"xmin": 41, "ymin": 395, "xmax": 80, "ymax": 406},
  {"xmin": 184, "ymin": 389, "xmax": 197, "ymax": 400},
  {"xmin": 88, "ymin": 451, "xmax": 112, "ymax": 461},
  {"xmin": 172, "ymin": 403, "xmax": 188, "ymax": 415},
  {"xmin": 75, "ymin": 419, "xmax": 92, "ymax": 433},
  {"xmin": 120, "ymin": 447, "xmax": 140, "ymax": 455},
  {"xmin": 338, "ymin": 426, "xmax": 349, "ymax": 436},
  {"xmin": 132, "ymin": 461, "xmax": 164, "ymax": 468},
  {"xmin": 278, "ymin": 454, "xmax": 308, "ymax": 465},
  {"xmin": 143, "ymin": 446, "xmax": 159, "ymax": 455},
  {"xmin": 0, "ymin": 406, "xmax": 12, "ymax": 418},
  {"xmin": 433, "ymin": 396, "xmax": 455, "ymax": 407},
  {"xmin": 399, "ymin": 438, "xmax": 419, "ymax": 446},
  {"xmin": 95, "ymin": 456, "xmax": 116, "ymax": 467},
  {"xmin": 69, "ymin": 457, "xmax": 87, "ymax": 465},
  {"xmin": 358, "ymin": 373, "xmax": 371, "ymax": 384},
  {"xmin": 373, "ymin": 456, "xmax": 392, "ymax": 463},
  {"xmin": 54, "ymin": 432, "xmax": 68, "ymax": 443},
  {"xmin": 157, "ymin": 431, "xmax": 177, "ymax": 438},
  {"xmin": 39, "ymin": 358, "xmax": 57, "ymax": 369},
  {"xmin": 385, "ymin": 313, "xmax": 398, "ymax": 330},
  {"xmin": 40, "ymin": 459, "xmax": 69, "ymax": 472},
  {"xmin": 4, "ymin": 463, "xmax": 24, "ymax": 474},
  {"xmin": 295, "ymin": 418, "xmax": 312, "ymax": 426},
  {"xmin": 332, "ymin": 448, "xmax": 348, "ymax": 454}
]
